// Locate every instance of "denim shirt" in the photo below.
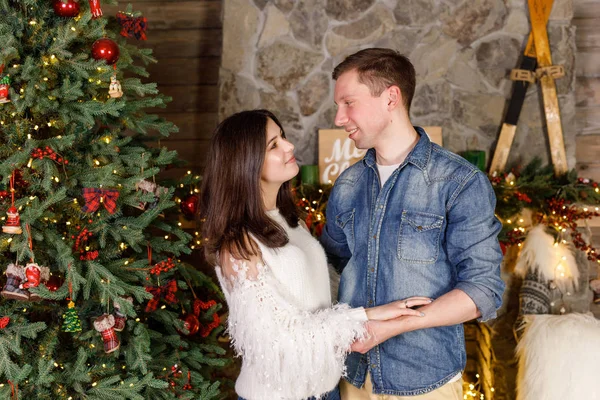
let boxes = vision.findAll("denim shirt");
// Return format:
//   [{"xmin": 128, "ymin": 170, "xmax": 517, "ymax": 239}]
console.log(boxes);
[{"xmin": 320, "ymin": 128, "xmax": 505, "ymax": 396}]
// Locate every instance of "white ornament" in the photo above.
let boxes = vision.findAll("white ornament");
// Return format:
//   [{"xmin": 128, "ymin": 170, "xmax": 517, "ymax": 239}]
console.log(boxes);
[
  {"xmin": 108, "ymin": 74, "xmax": 123, "ymax": 98},
  {"xmin": 515, "ymin": 225, "xmax": 579, "ymax": 293}
]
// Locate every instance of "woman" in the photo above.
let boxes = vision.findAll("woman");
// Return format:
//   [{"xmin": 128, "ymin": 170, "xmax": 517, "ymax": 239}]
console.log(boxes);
[{"xmin": 201, "ymin": 110, "xmax": 430, "ymax": 400}]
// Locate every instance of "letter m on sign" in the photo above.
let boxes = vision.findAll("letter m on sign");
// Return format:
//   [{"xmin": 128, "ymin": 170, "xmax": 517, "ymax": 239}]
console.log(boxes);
[{"xmin": 317, "ymin": 127, "xmax": 442, "ymax": 184}]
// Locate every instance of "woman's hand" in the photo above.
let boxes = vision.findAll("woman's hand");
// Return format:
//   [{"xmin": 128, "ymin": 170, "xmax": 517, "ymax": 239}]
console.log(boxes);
[
  {"xmin": 351, "ymin": 320, "xmax": 392, "ymax": 354},
  {"xmin": 365, "ymin": 297, "xmax": 432, "ymax": 321}
]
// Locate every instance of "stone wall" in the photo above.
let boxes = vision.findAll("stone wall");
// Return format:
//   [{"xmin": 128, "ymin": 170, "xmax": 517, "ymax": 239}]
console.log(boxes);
[{"xmin": 219, "ymin": 0, "xmax": 576, "ymax": 169}]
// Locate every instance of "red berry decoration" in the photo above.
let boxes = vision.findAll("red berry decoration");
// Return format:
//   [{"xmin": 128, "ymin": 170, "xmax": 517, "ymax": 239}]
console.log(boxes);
[
  {"xmin": 180, "ymin": 195, "xmax": 198, "ymax": 219},
  {"xmin": 53, "ymin": 0, "xmax": 80, "ymax": 17},
  {"xmin": 91, "ymin": 38, "xmax": 120, "ymax": 65}
]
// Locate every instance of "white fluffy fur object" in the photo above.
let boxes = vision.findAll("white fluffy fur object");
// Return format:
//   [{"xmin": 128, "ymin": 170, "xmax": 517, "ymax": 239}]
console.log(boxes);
[
  {"xmin": 514, "ymin": 225, "xmax": 579, "ymax": 293},
  {"xmin": 516, "ymin": 313, "xmax": 600, "ymax": 400},
  {"xmin": 6, "ymin": 263, "xmax": 25, "ymax": 279}
]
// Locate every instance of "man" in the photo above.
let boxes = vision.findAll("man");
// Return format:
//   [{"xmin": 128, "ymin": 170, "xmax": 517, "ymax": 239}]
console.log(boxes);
[{"xmin": 320, "ymin": 48, "xmax": 505, "ymax": 399}]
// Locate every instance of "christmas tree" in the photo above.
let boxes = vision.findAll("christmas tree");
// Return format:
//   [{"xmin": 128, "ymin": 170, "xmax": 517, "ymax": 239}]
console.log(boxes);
[{"xmin": 0, "ymin": 0, "xmax": 226, "ymax": 398}]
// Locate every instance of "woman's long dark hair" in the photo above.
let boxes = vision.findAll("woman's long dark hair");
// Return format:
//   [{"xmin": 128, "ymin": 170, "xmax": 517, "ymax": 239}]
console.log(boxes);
[{"xmin": 201, "ymin": 110, "xmax": 299, "ymax": 263}]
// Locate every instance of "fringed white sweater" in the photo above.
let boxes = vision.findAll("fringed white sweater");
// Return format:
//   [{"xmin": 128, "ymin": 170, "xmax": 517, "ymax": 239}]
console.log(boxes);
[{"xmin": 215, "ymin": 209, "xmax": 367, "ymax": 400}]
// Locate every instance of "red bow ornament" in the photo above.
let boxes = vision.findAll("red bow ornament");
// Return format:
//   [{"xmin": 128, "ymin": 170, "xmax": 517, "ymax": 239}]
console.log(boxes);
[
  {"xmin": 194, "ymin": 299, "xmax": 221, "ymax": 337},
  {"xmin": 116, "ymin": 12, "xmax": 147, "ymax": 40},
  {"xmin": 145, "ymin": 280, "xmax": 178, "ymax": 312},
  {"xmin": 81, "ymin": 188, "xmax": 119, "ymax": 214}
]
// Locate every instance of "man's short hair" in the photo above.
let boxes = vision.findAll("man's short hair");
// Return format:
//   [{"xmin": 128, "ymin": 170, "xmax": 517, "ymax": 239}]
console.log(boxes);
[{"xmin": 332, "ymin": 48, "xmax": 416, "ymax": 113}]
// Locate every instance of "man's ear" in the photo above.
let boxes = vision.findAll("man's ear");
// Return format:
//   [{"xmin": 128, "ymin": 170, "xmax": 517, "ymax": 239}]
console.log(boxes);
[{"xmin": 387, "ymin": 85, "xmax": 402, "ymax": 110}]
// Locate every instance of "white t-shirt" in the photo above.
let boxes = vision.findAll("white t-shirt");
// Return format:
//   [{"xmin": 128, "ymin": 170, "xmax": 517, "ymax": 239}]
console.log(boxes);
[{"xmin": 377, "ymin": 163, "xmax": 401, "ymax": 187}]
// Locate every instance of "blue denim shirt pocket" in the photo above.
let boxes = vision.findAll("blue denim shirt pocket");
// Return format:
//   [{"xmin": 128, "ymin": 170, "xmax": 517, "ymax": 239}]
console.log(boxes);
[
  {"xmin": 397, "ymin": 210, "xmax": 444, "ymax": 264},
  {"xmin": 335, "ymin": 209, "xmax": 355, "ymax": 252}
]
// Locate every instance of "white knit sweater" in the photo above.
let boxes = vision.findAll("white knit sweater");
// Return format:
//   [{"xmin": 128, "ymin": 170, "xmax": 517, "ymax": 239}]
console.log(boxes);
[{"xmin": 216, "ymin": 209, "xmax": 367, "ymax": 400}]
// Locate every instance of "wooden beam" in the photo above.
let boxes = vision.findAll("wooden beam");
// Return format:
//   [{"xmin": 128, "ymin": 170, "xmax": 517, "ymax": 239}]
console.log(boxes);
[
  {"xmin": 576, "ymin": 77, "xmax": 600, "ymax": 108},
  {"xmin": 576, "ymin": 51, "xmax": 600, "ymax": 77},
  {"xmin": 529, "ymin": 0, "xmax": 568, "ymax": 174},
  {"xmin": 145, "ymin": 29, "xmax": 222, "ymax": 59},
  {"xmin": 155, "ymin": 85, "xmax": 219, "ymax": 113},
  {"xmin": 574, "ymin": 1, "xmax": 600, "ymax": 18},
  {"xmin": 489, "ymin": 123, "xmax": 517, "ymax": 174},
  {"xmin": 575, "ymin": 25, "xmax": 600, "ymax": 50},
  {"xmin": 147, "ymin": 57, "xmax": 220, "ymax": 85},
  {"xmin": 489, "ymin": 0, "xmax": 552, "ymax": 174},
  {"xmin": 159, "ymin": 139, "xmax": 211, "ymax": 167},
  {"xmin": 154, "ymin": 112, "xmax": 219, "ymax": 140},
  {"xmin": 576, "ymin": 134, "xmax": 600, "ymax": 163},
  {"xmin": 576, "ymin": 107, "xmax": 600, "ymax": 134}
]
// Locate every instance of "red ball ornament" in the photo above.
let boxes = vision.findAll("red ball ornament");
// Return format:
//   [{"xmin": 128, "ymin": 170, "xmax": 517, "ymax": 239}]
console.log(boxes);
[
  {"xmin": 181, "ymin": 314, "xmax": 199, "ymax": 336},
  {"xmin": 53, "ymin": 0, "xmax": 80, "ymax": 17},
  {"xmin": 91, "ymin": 38, "xmax": 120, "ymax": 65},
  {"xmin": 45, "ymin": 275, "xmax": 63, "ymax": 292},
  {"xmin": 180, "ymin": 195, "xmax": 199, "ymax": 219}
]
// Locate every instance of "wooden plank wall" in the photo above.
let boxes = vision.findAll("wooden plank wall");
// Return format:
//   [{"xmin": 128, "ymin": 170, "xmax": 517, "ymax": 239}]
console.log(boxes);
[
  {"xmin": 104, "ymin": 1, "xmax": 222, "ymax": 175},
  {"xmin": 575, "ymin": 1, "xmax": 600, "ymax": 181}
]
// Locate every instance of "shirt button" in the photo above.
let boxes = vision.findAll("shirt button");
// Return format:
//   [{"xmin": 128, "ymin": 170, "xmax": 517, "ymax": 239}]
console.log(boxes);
[
  {"xmin": 373, "ymin": 235, "xmax": 377, "ymax": 239},
  {"xmin": 369, "ymin": 268, "xmax": 374, "ymax": 273},
  {"xmin": 417, "ymin": 226, "xmax": 423, "ymax": 231},
  {"xmin": 368, "ymin": 300, "xmax": 373, "ymax": 305},
  {"xmin": 371, "ymin": 364, "xmax": 377, "ymax": 369}
]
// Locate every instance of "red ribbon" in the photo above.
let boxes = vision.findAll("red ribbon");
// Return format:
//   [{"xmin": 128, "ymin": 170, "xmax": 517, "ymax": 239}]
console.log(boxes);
[
  {"xmin": 116, "ymin": 12, "xmax": 147, "ymax": 40},
  {"xmin": 145, "ymin": 280, "xmax": 178, "ymax": 312},
  {"xmin": 8, "ymin": 380, "xmax": 17, "ymax": 398},
  {"xmin": 189, "ymin": 299, "xmax": 220, "ymax": 337},
  {"xmin": 193, "ymin": 299, "xmax": 216, "ymax": 316},
  {"xmin": 81, "ymin": 188, "xmax": 119, "ymax": 214}
]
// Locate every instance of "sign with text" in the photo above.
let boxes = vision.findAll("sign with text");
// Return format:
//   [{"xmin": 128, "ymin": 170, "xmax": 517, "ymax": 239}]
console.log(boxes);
[{"xmin": 317, "ymin": 127, "xmax": 442, "ymax": 184}]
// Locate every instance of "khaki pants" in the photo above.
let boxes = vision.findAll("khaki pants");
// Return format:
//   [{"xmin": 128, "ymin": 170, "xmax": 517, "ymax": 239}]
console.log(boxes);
[{"xmin": 340, "ymin": 373, "xmax": 463, "ymax": 400}]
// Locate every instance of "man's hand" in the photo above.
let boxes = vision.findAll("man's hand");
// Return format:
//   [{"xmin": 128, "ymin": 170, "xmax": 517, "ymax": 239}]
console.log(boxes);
[
  {"xmin": 351, "ymin": 289, "xmax": 481, "ymax": 354},
  {"xmin": 365, "ymin": 297, "xmax": 432, "ymax": 321}
]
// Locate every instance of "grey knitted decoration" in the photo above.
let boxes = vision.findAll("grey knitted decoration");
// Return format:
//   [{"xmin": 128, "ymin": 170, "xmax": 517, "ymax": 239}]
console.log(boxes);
[{"xmin": 519, "ymin": 270, "xmax": 551, "ymax": 315}]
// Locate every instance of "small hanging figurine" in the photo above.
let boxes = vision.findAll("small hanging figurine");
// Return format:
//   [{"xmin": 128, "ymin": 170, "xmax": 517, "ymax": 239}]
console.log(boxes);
[
  {"xmin": 20, "ymin": 263, "xmax": 50, "ymax": 301},
  {"xmin": 94, "ymin": 314, "xmax": 120, "ymax": 353},
  {"xmin": 1, "ymin": 263, "xmax": 29, "ymax": 300},
  {"xmin": 108, "ymin": 73, "xmax": 123, "ymax": 98},
  {"xmin": 62, "ymin": 301, "xmax": 83, "ymax": 332},
  {"xmin": 135, "ymin": 179, "xmax": 168, "ymax": 210},
  {"xmin": 88, "ymin": 0, "xmax": 102, "ymax": 18},
  {"xmin": 0, "ymin": 74, "xmax": 10, "ymax": 104},
  {"xmin": 2, "ymin": 206, "xmax": 22, "ymax": 234},
  {"xmin": 20, "ymin": 262, "xmax": 42, "ymax": 290},
  {"xmin": 4, "ymin": 171, "xmax": 22, "ymax": 233}
]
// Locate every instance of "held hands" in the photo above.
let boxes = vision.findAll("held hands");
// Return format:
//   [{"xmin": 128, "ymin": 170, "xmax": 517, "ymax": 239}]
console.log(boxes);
[
  {"xmin": 364, "ymin": 297, "xmax": 432, "ymax": 321},
  {"xmin": 354, "ymin": 297, "xmax": 433, "ymax": 354}
]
